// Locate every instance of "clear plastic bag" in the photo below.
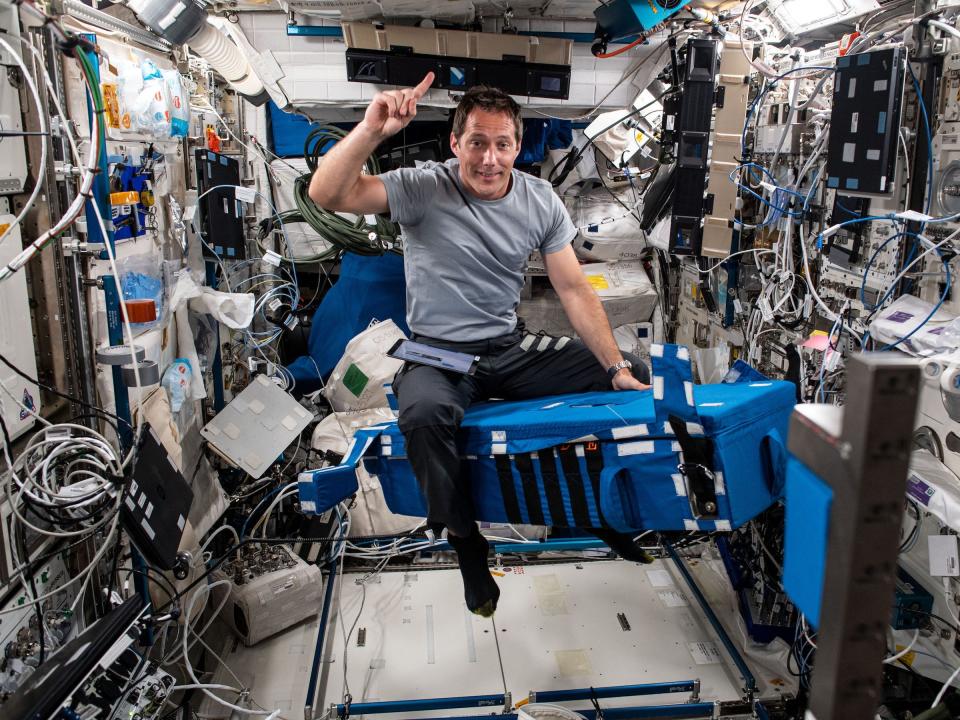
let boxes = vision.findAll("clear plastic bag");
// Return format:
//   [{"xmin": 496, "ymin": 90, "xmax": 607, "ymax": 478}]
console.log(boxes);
[
  {"xmin": 118, "ymin": 255, "xmax": 170, "ymax": 333},
  {"xmin": 164, "ymin": 70, "xmax": 190, "ymax": 138},
  {"xmin": 132, "ymin": 59, "xmax": 172, "ymax": 136}
]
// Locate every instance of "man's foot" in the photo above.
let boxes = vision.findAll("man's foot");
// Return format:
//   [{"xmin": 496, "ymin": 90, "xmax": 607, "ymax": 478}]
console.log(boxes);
[
  {"xmin": 447, "ymin": 526, "xmax": 501, "ymax": 617},
  {"xmin": 588, "ymin": 528, "xmax": 655, "ymax": 564}
]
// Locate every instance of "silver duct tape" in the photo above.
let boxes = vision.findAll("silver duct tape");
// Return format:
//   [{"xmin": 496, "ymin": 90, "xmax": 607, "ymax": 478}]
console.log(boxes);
[
  {"xmin": 121, "ymin": 360, "xmax": 160, "ymax": 386},
  {"xmin": 96, "ymin": 344, "xmax": 146, "ymax": 366}
]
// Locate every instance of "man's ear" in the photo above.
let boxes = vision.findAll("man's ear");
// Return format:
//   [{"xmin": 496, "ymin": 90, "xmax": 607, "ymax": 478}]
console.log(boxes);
[{"xmin": 450, "ymin": 131, "xmax": 460, "ymax": 158}]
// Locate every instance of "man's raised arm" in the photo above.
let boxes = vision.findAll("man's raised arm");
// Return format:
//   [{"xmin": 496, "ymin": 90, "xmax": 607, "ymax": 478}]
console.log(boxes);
[{"xmin": 308, "ymin": 71, "xmax": 435, "ymax": 215}]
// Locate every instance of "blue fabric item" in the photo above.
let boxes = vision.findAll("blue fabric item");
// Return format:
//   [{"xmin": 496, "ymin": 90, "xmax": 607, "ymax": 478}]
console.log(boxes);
[
  {"xmin": 287, "ymin": 253, "xmax": 409, "ymax": 392},
  {"xmin": 783, "ymin": 456, "xmax": 833, "ymax": 629},
  {"xmin": 267, "ymin": 101, "xmax": 316, "ymax": 157},
  {"xmin": 723, "ymin": 359, "xmax": 769, "ymax": 384},
  {"xmin": 299, "ymin": 344, "xmax": 795, "ymax": 533},
  {"xmin": 518, "ymin": 119, "xmax": 572, "ymax": 163},
  {"xmin": 519, "ymin": 120, "xmax": 550, "ymax": 164},
  {"xmin": 546, "ymin": 120, "xmax": 573, "ymax": 150}
]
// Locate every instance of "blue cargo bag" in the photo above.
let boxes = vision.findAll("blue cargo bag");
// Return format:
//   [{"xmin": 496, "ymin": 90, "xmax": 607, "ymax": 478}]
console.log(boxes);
[{"xmin": 298, "ymin": 344, "xmax": 795, "ymax": 531}]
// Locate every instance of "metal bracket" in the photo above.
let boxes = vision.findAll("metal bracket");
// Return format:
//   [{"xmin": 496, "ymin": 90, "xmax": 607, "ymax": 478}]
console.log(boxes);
[{"xmin": 677, "ymin": 462, "xmax": 719, "ymax": 519}]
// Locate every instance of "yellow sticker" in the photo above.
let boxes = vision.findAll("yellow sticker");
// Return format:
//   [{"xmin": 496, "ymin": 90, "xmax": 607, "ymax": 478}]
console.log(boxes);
[
  {"xmin": 110, "ymin": 191, "xmax": 140, "ymax": 205},
  {"xmin": 894, "ymin": 646, "xmax": 916, "ymax": 666},
  {"xmin": 586, "ymin": 274, "xmax": 609, "ymax": 290},
  {"xmin": 0, "ymin": 224, "xmax": 9, "ymax": 236}
]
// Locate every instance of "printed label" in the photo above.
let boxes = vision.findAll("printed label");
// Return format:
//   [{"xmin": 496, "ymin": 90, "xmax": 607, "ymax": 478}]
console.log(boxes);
[
  {"xmin": 688, "ymin": 641, "xmax": 723, "ymax": 665},
  {"xmin": 906, "ymin": 472, "xmax": 935, "ymax": 507},
  {"xmin": 887, "ymin": 311, "xmax": 914, "ymax": 323}
]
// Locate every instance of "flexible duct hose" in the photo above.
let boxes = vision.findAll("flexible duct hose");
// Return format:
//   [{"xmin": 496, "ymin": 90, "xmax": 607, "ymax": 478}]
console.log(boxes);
[{"xmin": 189, "ymin": 22, "xmax": 268, "ymax": 103}]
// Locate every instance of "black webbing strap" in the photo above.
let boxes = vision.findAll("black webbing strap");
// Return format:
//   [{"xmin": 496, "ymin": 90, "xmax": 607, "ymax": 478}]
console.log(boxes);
[
  {"xmin": 583, "ymin": 442, "xmax": 610, "ymax": 528},
  {"xmin": 668, "ymin": 414, "xmax": 719, "ymax": 519},
  {"xmin": 557, "ymin": 445, "xmax": 592, "ymax": 527},
  {"xmin": 493, "ymin": 454, "xmax": 524, "ymax": 523},
  {"xmin": 536, "ymin": 450, "xmax": 568, "ymax": 527},
  {"xmin": 514, "ymin": 453, "xmax": 545, "ymax": 526}
]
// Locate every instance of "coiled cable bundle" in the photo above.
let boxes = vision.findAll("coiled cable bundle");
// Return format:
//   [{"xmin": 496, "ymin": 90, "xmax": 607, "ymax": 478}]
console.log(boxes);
[
  {"xmin": 289, "ymin": 125, "xmax": 401, "ymax": 256},
  {"xmin": 8, "ymin": 424, "xmax": 126, "ymax": 536}
]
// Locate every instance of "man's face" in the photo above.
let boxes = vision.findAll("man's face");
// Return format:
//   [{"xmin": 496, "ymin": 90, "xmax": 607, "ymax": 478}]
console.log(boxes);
[{"xmin": 450, "ymin": 109, "xmax": 521, "ymax": 201}]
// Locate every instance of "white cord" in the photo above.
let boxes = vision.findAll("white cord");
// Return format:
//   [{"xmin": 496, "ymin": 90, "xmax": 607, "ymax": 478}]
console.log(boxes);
[
  {"xmin": 883, "ymin": 628, "xmax": 919, "ymax": 665},
  {"xmin": 180, "ymin": 580, "xmax": 278, "ymax": 715},
  {"xmin": 933, "ymin": 662, "xmax": 960, "ymax": 708},
  {"xmin": 929, "ymin": 18, "xmax": 960, "ymax": 41}
]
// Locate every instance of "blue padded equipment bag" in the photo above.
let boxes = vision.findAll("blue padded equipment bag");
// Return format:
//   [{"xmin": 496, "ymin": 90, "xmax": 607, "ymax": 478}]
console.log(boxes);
[{"xmin": 299, "ymin": 344, "xmax": 794, "ymax": 532}]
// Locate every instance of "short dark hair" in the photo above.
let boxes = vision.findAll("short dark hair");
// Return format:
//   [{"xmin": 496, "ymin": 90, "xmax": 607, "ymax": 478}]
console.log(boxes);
[{"xmin": 452, "ymin": 85, "xmax": 522, "ymax": 144}]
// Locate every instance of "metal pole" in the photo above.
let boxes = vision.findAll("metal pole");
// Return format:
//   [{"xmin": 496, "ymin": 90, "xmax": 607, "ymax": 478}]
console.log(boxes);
[
  {"xmin": 666, "ymin": 544, "xmax": 756, "ymax": 694},
  {"xmin": 530, "ymin": 681, "xmax": 698, "ymax": 704},
  {"xmin": 305, "ymin": 559, "xmax": 338, "ymax": 720}
]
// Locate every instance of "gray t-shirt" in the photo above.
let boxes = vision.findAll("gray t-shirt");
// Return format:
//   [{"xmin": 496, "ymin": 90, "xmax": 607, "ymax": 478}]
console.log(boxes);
[{"xmin": 380, "ymin": 158, "xmax": 576, "ymax": 341}]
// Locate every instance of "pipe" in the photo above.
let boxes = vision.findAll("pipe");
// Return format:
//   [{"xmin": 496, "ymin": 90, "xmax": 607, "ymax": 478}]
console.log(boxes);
[
  {"xmin": 335, "ymin": 694, "xmax": 508, "ymax": 717},
  {"xmin": 304, "ymin": 560, "xmax": 338, "ymax": 720},
  {"xmin": 188, "ymin": 22, "xmax": 269, "ymax": 105},
  {"xmin": 666, "ymin": 544, "xmax": 756, "ymax": 693},
  {"xmin": 530, "ymin": 681, "xmax": 698, "ymax": 703}
]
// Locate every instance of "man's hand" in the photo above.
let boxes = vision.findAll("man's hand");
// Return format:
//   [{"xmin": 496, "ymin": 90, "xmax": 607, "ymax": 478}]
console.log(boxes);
[
  {"xmin": 361, "ymin": 72, "xmax": 435, "ymax": 141},
  {"xmin": 612, "ymin": 370, "xmax": 650, "ymax": 392}
]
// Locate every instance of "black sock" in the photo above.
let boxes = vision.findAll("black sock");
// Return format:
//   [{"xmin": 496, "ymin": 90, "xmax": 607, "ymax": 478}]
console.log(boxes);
[
  {"xmin": 588, "ymin": 528, "xmax": 655, "ymax": 564},
  {"xmin": 447, "ymin": 526, "xmax": 500, "ymax": 617}
]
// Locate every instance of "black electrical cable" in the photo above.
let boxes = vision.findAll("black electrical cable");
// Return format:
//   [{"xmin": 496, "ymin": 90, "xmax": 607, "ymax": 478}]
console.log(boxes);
[
  {"xmin": 0, "ymin": 351, "xmax": 128, "ymax": 429},
  {"xmin": 15, "ymin": 523, "xmax": 45, "ymax": 664},
  {"xmin": 905, "ymin": 608, "xmax": 960, "ymax": 635},
  {"xmin": 548, "ymin": 87, "xmax": 679, "ymax": 188}
]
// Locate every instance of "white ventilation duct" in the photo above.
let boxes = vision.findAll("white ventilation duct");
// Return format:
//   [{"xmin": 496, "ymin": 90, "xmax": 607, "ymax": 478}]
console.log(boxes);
[{"xmin": 126, "ymin": 0, "xmax": 269, "ymax": 105}]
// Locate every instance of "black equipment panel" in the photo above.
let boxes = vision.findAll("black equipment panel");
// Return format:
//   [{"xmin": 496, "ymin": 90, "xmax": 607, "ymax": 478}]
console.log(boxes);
[
  {"xmin": 195, "ymin": 149, "xmax": 246, "ymax": 260},
  {"xmin": 121, "ymin": 423, "xmax": 194, "ymax": 570},
  {"xmin": 667, "ymin": 38, "xmax": 720, "ymax": 256},
  {"xmin": 345, "ymin": 49, "xmax": 570, "ymax": 100},
  {"xmin": 826, "ymin": 47, "xmax": 905, "ymax": 195}
]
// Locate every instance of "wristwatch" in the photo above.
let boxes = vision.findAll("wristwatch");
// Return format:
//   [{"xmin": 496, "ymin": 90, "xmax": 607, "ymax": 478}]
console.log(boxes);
[{"xmin": 606, "ymin": 359, "xmax": 633, "ymax": 380}]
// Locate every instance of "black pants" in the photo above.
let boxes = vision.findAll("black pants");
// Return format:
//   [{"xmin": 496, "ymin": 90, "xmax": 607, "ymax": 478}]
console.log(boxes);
[{"xmin": 393, "ymin": 328, "xmax": 650, "ymax": 537}]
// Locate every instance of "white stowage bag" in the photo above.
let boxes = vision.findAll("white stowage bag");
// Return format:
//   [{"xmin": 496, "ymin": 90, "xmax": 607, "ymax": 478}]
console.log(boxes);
[
  {"xmin": 324, "ymin": 319, "xmax": 407, "ymax": 412},
  {"xmin": 311, "ymin": 408, "xmax": 423, "ymax": 537},
  {"xmin": 571, "ymin": 187, "xmax": 645, "ymax": 262}
]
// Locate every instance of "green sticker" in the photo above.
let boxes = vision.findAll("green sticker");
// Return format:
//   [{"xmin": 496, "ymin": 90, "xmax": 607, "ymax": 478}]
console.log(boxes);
[{"xmin": 342, "ymin": 363, "xmax": 369, "ymax": 397}]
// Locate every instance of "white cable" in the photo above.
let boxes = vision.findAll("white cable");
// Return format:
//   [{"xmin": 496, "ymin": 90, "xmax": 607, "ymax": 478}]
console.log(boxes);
[
  {"xmin": 933, "ymin": 662, "xmax": 960, "ymax": 708},
  {"xmin": 255, "ymin": 483, "xmax": 299, "ymax": 538},
  {"xmin": 883, "ymin": 628, "xmax": 920, "ymax": 665},
  {"xmin": 929, "ymin": 18, "xmax": 960, "ymax": 42},
  {"xmin": 0, "ymin": 37, "xmax": 48, "ymax": 246},
  {"xmin": 693, "ymin": 249, "xmax": 777, "ymax": 274},
  {"xmin": 200, "ymin": 523, "xmax": 241, "ymax": 555},
  {"xmin": 0, "ymin": 48, "xmax": 100, "ymax": 284},
  {"xmin": 800, "ymin": 229, "xmax": 841, "ymax": 323},
  {"xmin": 181, "ymin": 580, "xmax": 277, "ymax": 715}
]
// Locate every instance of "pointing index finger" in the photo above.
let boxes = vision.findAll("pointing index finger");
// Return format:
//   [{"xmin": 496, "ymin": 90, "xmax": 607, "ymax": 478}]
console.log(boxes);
[{"xmin": 411, "ymin": 71, "xmax": 435, "ymax": 99}]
